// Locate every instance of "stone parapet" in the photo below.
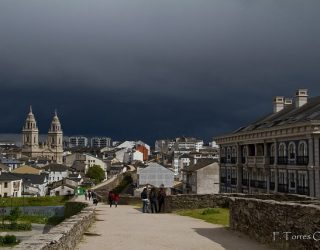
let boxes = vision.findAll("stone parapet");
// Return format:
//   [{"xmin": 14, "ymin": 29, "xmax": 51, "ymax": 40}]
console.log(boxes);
[{"xmin": 14, "ymin": 206, "xmax": 95, "ymax": 250}]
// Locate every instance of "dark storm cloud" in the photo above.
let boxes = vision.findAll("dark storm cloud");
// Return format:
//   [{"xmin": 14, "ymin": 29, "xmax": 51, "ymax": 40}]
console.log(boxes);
[{"xmin": 1, "ymin": 0, "xmax": 320, "ymax": 143}]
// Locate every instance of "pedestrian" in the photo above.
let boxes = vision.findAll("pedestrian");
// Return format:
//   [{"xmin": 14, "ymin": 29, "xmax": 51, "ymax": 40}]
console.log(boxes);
[
  {"xmin": 157, "ymin": 186, "xmax": 166, "ymax": 213},
  {"xmin": 92, "ymin": 191, "xmax": 99, "ymax": 206},
  {"xmin": 88, "ymin": 190, "xmax": 92, "ymax": 201},
  {"xmin": 114, "ymin": 193, "xmax": 120, "ymax": 207},
  {"xmin": 108, "ymin": 191, "xmax": 115, "ymax": 208},
  {"xmin": 149, "ymin": 187, "xmax": 158, "ymax": 213},
  {"xmin": 141, "ymin": 188, "xmax": 149, "ymax": 213},
  {"xmin": 84, "ymin": 191, "xmax": 88, "ymax": 201}
]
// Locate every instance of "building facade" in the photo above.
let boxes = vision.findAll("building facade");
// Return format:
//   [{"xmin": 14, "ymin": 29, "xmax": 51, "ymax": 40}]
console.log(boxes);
[
  {"xmin": 69, "ymin": 136, "xmax": 88, "ymax": 148},
  {"xmin": 91, "ymin": 137, "xmax": 112, "ymax": 148},
  {"xmin": 215, "ymin": 89, "xmax": 320, "ymax": 198},
  {"xmin": 21, "ymin": 107, "xmax": 63, "ymax": 164}
]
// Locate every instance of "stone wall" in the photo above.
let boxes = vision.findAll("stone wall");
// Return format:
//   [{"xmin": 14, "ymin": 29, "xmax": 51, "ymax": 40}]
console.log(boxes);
[
  {"xmin": 164, "ymin": 194, "xmax": 320, "ymax": 250},
  {"xmin": 15, "ymin": 206, "xmax": 95, "ymax": 250},
  {"xmin": 230, "ymin": 198, "xmax": 320, "ymax": 250}
]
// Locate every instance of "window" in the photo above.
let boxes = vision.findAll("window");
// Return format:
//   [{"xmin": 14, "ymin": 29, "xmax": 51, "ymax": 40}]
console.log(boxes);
[
  {"xmin": 4, "ymin": 182, "xmax": 8, "ymax": 188},
  {"xmin": 232, "ymin": 147, "xmax": 237, "ymax": 157},
  {"xmin": 279, "ymin": 143, "xmax": 286, "ymax": 157},
  {"xmin": 298, "ymin": 141, "xmax": 307, "ymax": 156},
  {"xmin": 227, "ymin": 147, "xmax": 231, "ymax": 160},
  {"xmin": 289, "ymin": 172, "xmax": 296, "ymax": 188},
  {"xmin": 288, "ymin": 142, "xmax": 296, "ymax": 160},
  {"xmin": 270, "ymin": 170, "xmax": 275, "ymax": 183},
  {"xmin": 270, "ymin": 144, "xmax": 275, "ymax": 157},
  {"xmin": 242, "ymin": 146, "xmax": 248, "ymax": 157},
  {"xmin": 279, "ymin": 171, "xmax": 286, "ymax": 184},
  {"xmin": 298, "ymin": 172, "xmax": 308, "ymax": 187}
]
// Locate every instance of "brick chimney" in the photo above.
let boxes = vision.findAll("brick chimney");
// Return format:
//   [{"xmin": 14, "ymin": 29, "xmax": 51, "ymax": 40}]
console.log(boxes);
[
  {"xmin": 295, "ymin": 89, "xmax": 308, "ymax": 108},
  {"xmin": 273, "ymin": 96, "xmax": 284, "ymax": 113}
]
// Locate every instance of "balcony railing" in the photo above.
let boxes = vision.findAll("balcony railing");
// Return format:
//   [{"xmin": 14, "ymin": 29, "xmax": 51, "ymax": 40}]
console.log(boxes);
[
  {"xmin": 242, "ymin": 179, "xmax": 248, "ymax": 186},
  {"xmin": 249, "ymin": 180, "xmax": 266, "ymax": 189},
  {"xmin": 247, "ymin": 156, "xmax": 256, "ymax": 164},
  {"xmin": 231, "ymin": 157, "xmax": 237, "ymax": 164},
  {"xmin": 270, "ymin": 182, "xmax": 275, "ymax": 190},
  {"xmin": 270, "ymin": 157, "xmax": 275, "ymax": 165},
  {"xmin": 278, "ymin": 184, "xmax": 288, "ymax": 193},
  {"xmin": 297, "ymin": 186, "xmax": 309, "ymax": 195},
  {"xmin": 297, "ymin": 156, "xmax": 309, "ymax": 166},
  {"xmin": 278, "ymin": 156, "xmax": 288, "ymax": 165},
  {"xmin": 231, "ymin": 178, "xmax": 237, "ymax": 185}
]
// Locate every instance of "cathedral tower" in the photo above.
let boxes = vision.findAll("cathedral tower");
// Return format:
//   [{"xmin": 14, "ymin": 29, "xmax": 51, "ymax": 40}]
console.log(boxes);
[
  {"xmin": 22, "ymin": 106, "xmax": 39, "ymax": 154},
  {"xmin": 47, "ymin": 110, "xmax": 63, "ymax": 163}
]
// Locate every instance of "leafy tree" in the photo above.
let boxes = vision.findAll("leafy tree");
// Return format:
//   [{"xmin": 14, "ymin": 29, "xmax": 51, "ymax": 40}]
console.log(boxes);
[
  {"xmin": 8, "ymin": 207, "xmax": 21, "ymax": 225},
  {"xmin": 86, "ymin": 165, "xmax": 106, "ymax": 184}
]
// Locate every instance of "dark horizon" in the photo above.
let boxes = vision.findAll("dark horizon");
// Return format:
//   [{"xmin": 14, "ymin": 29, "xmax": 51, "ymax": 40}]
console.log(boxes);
[{"xmin": 1, "ymin": 0, "xmax": 320, "ymax": 144}]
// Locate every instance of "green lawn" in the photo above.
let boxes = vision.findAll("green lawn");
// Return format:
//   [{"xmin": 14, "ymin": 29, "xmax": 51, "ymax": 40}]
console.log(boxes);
[
  {"xmin": 0, "ymin": 196, "xmax": 70, "ymax": 207},
  {"xmin": 176, "ymin": 208, "xmax": 229, "ymax": 227}
]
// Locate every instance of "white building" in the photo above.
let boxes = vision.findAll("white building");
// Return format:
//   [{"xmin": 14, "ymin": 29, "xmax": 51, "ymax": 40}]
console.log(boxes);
[
  {"xmin": 138, "ymin": 162, "xmax": 174, "ymax": 188},
  {"xmin": 43, "ymin": 164, "xmax": 69, "ymax": 183},
  {"xmin": 0, "ymin": 173, "xmax": 22, "ymax": 197},
  {"xmin": 182, "ymin": 160, "xmax": 219, "ymax": 194}
]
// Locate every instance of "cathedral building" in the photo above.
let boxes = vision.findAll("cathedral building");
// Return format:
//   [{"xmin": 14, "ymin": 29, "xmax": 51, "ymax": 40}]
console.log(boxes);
[{"xmin": 21, "ymin": 107, "xmax": 63, "ymax": 164}]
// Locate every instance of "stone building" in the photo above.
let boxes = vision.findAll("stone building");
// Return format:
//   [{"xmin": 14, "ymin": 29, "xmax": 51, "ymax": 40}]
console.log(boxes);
[
  {"xmin": 21, "ymin": 107, "xmax": 63, "ymax": 164},
  {"xmin": 215, "ymin": 89, "xmax": 320, "ymax": 198}
]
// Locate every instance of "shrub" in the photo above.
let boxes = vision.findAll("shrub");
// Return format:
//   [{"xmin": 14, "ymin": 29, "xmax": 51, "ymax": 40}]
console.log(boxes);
[
  {"xmin": 3, "ymin": 235, "xmax": 16, "ymax": 244},
  {"xmin": 0, "ymin": 222, "xmax": 31, "ymax": 231}
]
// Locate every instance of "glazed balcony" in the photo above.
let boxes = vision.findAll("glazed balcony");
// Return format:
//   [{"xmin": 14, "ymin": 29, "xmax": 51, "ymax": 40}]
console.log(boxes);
[{"xmin": 278, "ymin": 156, "xmax": 288, "ymax": 165}]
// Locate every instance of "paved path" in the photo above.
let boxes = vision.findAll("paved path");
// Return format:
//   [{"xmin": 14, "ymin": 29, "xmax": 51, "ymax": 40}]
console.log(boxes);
[{"xmin": 76, "ymin": 204, "xmax": 271, "ymax": 250}]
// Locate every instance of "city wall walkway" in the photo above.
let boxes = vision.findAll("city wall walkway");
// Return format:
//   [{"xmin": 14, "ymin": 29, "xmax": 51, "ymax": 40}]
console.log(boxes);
[{"xmin": 75, "ymin": 203, "xmax": 271, "ymax": 250}]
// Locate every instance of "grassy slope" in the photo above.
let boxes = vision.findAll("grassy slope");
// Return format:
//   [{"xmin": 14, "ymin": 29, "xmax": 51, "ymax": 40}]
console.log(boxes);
[
  {"xmin": 0, "ymin": 196, "xmax": 70, "ymax": 207},
  {"xmin": 176, "ymin": 208, "xmax": 229, "ymax": 227}
]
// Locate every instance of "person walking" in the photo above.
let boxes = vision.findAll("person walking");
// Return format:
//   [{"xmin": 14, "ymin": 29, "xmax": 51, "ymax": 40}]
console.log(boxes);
[
  {"xmin": 88, "ymin": 190, "xmax": 92, "ymax": 201},
  {"xmin": 157, "ymin": 187, "xmax": 166, "ymax": 213},
  {"xmin": 141, "ymin": 188, "xmax": 149, "ymax": 213},
  {"xmin": 149, "ymin": 187, "xmax": 158, "ymax": 213},
  {"xmin": 84, "ymin": 191, "xmax": 88, "ymax": 201},
  {"xmin": 92, "ymin": 191, "xmax": 99, "ymax": 206},
  {"xmin": 108, "ymin": 191, "xmax": 115, "ymax": 208},
  {"xmin": 114, "ymin": 193, "xmax": 120, "ymax": 207}
]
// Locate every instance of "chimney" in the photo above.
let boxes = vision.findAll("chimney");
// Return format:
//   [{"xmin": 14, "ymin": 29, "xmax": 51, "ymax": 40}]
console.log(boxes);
[
  {"xmin": 273, "ymin": 96, "xmax": 284, "ymax": 113},
  {"xmin": 295, "ymin": 89, "xmax": 308, "ymax": 108},
  {"xmin": 284, "ymin": 98, "xmax": 293, "ymax": 106}
]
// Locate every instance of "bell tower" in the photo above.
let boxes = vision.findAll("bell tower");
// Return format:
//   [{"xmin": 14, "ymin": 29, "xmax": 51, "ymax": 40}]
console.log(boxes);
[
  {"xmin": 22, "ymin": 106, "xmax": 39, "ymax": 154},
  {"xmin": 47, "ymin": 110, "xmax": 63, "ymax": 163}
]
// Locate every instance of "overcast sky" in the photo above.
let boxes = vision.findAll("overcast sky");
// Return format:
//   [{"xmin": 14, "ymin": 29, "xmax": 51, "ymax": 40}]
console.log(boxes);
[{"xmin": 0, "ymin": 0, "xmax": 320, "ymax": 144}]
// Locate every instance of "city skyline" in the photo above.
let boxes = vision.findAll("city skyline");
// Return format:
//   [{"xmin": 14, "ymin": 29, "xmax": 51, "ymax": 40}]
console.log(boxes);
[{"xmin": 1, "ymin": 0, "xmax": 320, "ymax": 143}]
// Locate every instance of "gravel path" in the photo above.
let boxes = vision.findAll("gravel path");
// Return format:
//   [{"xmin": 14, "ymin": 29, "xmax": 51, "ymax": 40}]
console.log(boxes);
[{"xmin": 76, "ymin": 204, "xmax": 271, "ymax": 250}]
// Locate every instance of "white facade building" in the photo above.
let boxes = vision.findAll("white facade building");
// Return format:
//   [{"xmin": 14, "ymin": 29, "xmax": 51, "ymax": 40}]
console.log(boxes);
[{"xmin": 138, "ymin": 163, "xmax": 174, "ymax": 188}]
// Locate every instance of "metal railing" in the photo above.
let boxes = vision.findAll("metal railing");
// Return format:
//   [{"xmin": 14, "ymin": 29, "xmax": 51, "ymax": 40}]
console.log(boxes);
[
  {"xmin": 297, "ymin": 156, "xmax": 309, "ymax": 165},
  {"xmin": 278, "ymin": 156, "xmax": 288, "ymax": 165}
]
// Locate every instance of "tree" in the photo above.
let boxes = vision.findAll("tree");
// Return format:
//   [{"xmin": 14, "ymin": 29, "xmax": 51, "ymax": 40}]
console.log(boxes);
[
  {"xmin": 8, "ymin": 207, "xmax": 21, "ymax": 225},
  {"xmin": 86, "ymin": 165, "xmax": 106, "ymax": 184}
]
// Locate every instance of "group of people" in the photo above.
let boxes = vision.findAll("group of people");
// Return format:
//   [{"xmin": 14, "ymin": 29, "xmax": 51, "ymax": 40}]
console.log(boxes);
[
  {"xmin": 140, "ymin": 186, "xmax": 166, "ymax": 213},
  {"xmin": 108, "ymin": 191, "xmax": 120, "ymax": 207},
  {"xmin": 84, "ymin": 190, "xmax": 99, "ymax": 205}
]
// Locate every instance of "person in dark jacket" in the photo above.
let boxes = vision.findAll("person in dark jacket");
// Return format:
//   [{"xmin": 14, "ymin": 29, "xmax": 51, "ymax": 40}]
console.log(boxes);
[
  {"xmin": 157, "ymin": 187, "xmax": 166, "ymax": 213},
  {"xmin": 141, "ymin": 188, "xmax": 149, "ymax": 213},
  {"xmin": 108, "ymin": 191, "xmax": 115, "ymax": 208},
  {"xmin": 149, "ymin": 187, "xmax": 158, "ymax": 213}
]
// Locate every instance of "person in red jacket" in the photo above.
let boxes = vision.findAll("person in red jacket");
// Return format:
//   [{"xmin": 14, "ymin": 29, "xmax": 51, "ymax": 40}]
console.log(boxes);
[{"xmin": 113, "ymin": 193, "xmax": 120, "ymax": 208}]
